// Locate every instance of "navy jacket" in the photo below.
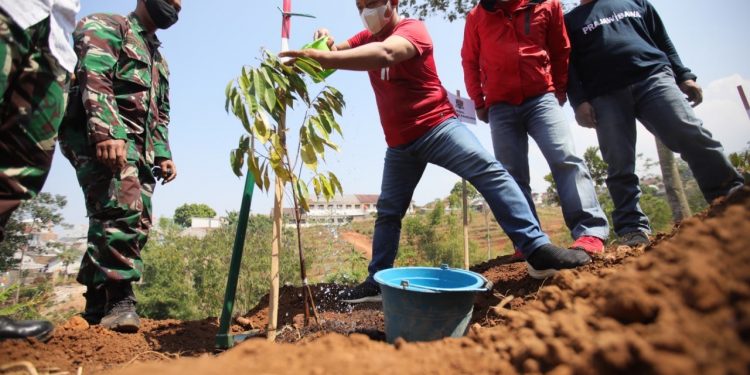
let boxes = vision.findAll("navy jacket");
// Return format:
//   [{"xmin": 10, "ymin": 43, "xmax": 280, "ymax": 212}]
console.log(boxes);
[{"xmin": 565, "ymin": 0, "xmax": 697, "ymax": 108}]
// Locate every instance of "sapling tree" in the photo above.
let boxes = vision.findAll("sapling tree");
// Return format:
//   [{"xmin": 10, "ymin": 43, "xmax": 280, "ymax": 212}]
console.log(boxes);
[{"xmin": 225, "ymin": 50, "xmax": 345, "ymax": 325}]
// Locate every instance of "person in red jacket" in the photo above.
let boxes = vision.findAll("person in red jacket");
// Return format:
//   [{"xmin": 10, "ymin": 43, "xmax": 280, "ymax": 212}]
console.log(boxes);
[{"xmin": 462, "ymin": 0, "xmax": 609, "ymax": 254}]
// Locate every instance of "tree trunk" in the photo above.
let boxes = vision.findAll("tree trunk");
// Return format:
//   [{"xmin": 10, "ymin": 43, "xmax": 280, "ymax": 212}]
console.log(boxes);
[{"xmin": 656, "ymin": 138, "xmax": 692, "ymax": 222}]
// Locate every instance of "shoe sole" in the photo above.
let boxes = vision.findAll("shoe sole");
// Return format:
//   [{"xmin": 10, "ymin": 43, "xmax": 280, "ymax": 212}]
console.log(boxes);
[
  {"xmin": 341, "ymin": 295, "xmax": 382, "ymax": 304},
  {"xmin": 33, "ymin": 328, "xmax": 55, "ymax": 343},
  {"xmin": 106, "ymin": 322, "xmax": 140, "ymax": 333},
  {"xmin": 102, "ymin": 315, "xmax": 140, "ymax": 333},
  {"xmin": 569, "ymin": 245, "xmax": 604, "ymax": 255},
  {"xmin": 618, "ymin": 241, "xmax": 649, "ymax": 248},
  {"xmin": 526, "ymin": 263, "xmax": 559, "ymax": 280}
]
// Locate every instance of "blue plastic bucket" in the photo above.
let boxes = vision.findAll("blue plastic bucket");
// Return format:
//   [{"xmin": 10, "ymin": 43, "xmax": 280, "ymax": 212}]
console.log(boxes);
[{"xmin": 373, "ymin": 265, "xmax": 492, "ymax": 343}]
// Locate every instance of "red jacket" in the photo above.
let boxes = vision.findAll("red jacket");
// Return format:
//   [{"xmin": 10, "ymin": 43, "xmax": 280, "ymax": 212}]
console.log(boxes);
[{"xmin": 461, "ymin": 0, "xmax": 570, "ymax": 109}]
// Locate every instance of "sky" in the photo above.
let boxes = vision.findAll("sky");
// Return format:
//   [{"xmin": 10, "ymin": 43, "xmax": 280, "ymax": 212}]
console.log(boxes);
[{"xmin": 42, "ymin": 0, "xmax": 750, "ymax": 226}]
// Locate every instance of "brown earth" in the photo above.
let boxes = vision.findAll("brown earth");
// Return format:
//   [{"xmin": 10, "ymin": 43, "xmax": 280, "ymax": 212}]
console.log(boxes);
[
  {"xmin": 340, "ymin": 231, "xmax": 373, "ymax": 258},
  {"xmin": 2, "ymin": 186, "xmax": 749, "ymax": 374}
]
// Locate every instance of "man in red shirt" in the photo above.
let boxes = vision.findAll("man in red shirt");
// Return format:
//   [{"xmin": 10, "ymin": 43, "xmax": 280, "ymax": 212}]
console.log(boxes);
[
  {"xmin": 282, "ymin": 0, "xmax": 591, "ymax": 303},
  {"xmin": 462, "ymin": 0, "xmax": 609, "ymax": 254}
]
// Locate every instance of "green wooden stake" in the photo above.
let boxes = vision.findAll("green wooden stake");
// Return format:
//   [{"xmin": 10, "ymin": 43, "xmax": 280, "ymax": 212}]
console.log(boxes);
[{"xmin": 215, "ymin": 172, "xmax": 256, "ymax": 349}]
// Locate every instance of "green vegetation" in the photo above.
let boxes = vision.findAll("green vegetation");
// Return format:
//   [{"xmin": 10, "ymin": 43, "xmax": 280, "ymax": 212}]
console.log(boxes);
[
  {"xmin": 323, "ymin": 249, "xmax": 369, "ymax": 285},
  {"xmin": 729, "ymin": 148, "xmax": 750, "ymax": 180},
  {"xmin": 397, "ymin": 199, "xmax": 483, "ymax": 269},
  {"xmin": 544, "ymin": 147, "xmax": 676, "ymax": 238},
  {"xmin": 136, "ymin": 215, "xmax": 305, "ymax": 320},
  {"xmin": 0, "ymin": 283, "xmax": 52, "ymax": 320}
]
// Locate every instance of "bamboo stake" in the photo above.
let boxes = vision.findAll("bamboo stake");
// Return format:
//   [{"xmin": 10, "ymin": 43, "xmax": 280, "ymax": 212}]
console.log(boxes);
[
  {"xmin": 462, "ymin": 179, "xmax": 470, "ymax": 270},
  {"xmin": 458, "ymin": 90, "xmax": 470, "ymax": 270},
  {"xmin": 268, "ymin": 175, "xmax": 282, "ymax": 341},
  {"xmin": 267, "ymin": 0, "xmax": 293, "ymax": 343}
]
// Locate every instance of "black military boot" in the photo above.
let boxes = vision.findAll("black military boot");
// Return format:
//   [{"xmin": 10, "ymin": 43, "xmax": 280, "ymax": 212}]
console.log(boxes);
[
  {"xmin": 0, "ymin": 317, "xmax": 54, "ymax": 342},
  {"xmin": 100, "ymin": 282, "xmax": 140, "ymax": 333},
  {"xmin": 81, "ymin": 284, "xmax": 106, "ymax": 325}
]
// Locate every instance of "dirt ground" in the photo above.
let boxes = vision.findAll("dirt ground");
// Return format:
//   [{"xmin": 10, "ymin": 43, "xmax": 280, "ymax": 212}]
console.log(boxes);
[
  {"xmin": 339, "ymin": 231, "xmax": 373, "ymax": 258},
  {"xmin": 2, "ymin": 186, "xmax": 749, "ymax": 374}
]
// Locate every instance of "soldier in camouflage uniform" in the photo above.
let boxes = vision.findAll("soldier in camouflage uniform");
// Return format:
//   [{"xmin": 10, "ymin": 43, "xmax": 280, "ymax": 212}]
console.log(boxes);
[
  {"xmin": 0, "ymin": 0, "xmax": 79, "ymax": 342},
  {"xmin": 0, "ymin": 0, "xmax": 78, "ymax": 241},
  {"xmin": 59, "ymin": 0, "xmax": 181, "ymax": 332}
]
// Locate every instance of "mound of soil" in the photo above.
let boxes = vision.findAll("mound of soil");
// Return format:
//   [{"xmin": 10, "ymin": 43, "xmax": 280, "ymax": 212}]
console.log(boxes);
[
  {"xmin": 0, "ymin": 317, "xmax": 247, "ymax": 373},
  {"xmin": 2, "ymin": 186, "xmax": 749, "ymax": 374}
]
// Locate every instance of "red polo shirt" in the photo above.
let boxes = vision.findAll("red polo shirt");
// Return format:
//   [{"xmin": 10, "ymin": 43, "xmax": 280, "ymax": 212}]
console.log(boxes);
[{"xmin": 348, "ymin": 19, "xmax": 456, "ymax": 148}]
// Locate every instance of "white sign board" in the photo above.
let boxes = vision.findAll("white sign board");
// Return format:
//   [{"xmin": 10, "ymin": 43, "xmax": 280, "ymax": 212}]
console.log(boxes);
[{"xmin": 447, "ymin": 92, "xmax": 477, "ymax": 125}]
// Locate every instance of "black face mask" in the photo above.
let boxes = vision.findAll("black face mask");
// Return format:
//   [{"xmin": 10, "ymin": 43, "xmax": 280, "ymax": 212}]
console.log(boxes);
[
  {"xmin": 144, "ymin": 0, "xmax": 179, "ymax": 29},
  {"xmin": 480, "ymin": 0, "xmax": 498, "ymax": 11}
]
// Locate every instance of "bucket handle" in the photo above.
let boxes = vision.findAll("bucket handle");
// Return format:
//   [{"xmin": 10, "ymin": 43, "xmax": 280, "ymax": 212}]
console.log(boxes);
[
  {"xmin": 396, "ymin": 266, "xmax": 494, "ymax": 292},
  {"xmin": 399, "ymin": 280, "xmax": 441, "ymax": 293},
  {"xmin": 440, "ymin": 264, "xmax": 494, "ymax": 292}
]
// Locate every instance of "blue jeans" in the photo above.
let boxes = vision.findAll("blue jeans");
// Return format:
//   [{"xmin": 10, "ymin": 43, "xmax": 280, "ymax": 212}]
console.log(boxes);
[
  {"xmin": 367, "ymin": 118, "xmax": 550, "ymax": 280},
  {"xmin": 489, "ymin": 93, "xmax": 610, "ymax": 240},
  {"xmin": 591, "ymin": 68, "xmax": 744, "ymax": 236}
]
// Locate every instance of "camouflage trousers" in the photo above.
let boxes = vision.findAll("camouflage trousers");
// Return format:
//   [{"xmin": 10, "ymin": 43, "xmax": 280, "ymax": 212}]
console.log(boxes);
[
  {"xmin": 0, "ymin": 13, "xmax": 69, "ymax": 242},
  {"xmin": 60, "ymin": 123, "xmax": 156, "ymax": 286}
]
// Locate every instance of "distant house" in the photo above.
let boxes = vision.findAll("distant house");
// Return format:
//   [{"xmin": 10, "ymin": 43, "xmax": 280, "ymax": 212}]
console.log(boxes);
[
  {"xmin": 532, "ymin": 192, "xmax": 543, "ymax": 206},
  {"xmin": 640, "ymin": 176, "xmax": 665, "ymax": 194},
  {"xmin": 179, "ymin": 217, "xmax": 227, "ymax": 238},
  {"xmin": 45, "ymin": 255, "xmax": 83, "ymax": 277},
  {"xmin": 21, "ymin": 219, "xmax": 58, "ymax": 248},
  {"xmin": 282, "ymin": 194, "xmax": 415, "ymax": 226},
  {"xmin": 469, "ymin": 198, "xmax": 487, "ymax": 212}
]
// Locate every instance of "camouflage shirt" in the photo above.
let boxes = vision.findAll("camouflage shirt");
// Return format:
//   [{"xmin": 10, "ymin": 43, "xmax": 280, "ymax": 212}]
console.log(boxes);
[{"xmin": 72, "ymin": 12, "xmax": 171, "ymax": 163}]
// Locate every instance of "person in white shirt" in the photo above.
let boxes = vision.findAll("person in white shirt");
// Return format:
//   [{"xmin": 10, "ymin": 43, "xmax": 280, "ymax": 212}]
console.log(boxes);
[{"xmin": 0, "ymin": 0, "xmax": 80, "ymax": 341}]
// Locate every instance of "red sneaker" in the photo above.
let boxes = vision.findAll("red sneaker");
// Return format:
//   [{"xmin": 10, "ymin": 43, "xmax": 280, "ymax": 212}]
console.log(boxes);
[
  {"xmin": 511, "ymin": 247, "xmax": 524, "ymax": 260},
  {"xmin": 569, "ymin": 236, "xmax": 605, "ymax": 254}
]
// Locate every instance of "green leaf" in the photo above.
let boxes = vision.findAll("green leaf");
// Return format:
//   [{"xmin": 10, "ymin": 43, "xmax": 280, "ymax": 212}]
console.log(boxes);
[
  {"xmin": 320, "ymin": 175, "xmax": 334, "ymax": 198},
  {"xmin": 230, "ymin": 149, "xmax": 244, "ymax": 177},
  {"xmin": 251, "ymin": 69, "xmax": 261, "ymax": 97},
  {"xmin": 232, "ymin": 95, "xmax": 252, "ymax": 134},
  {"xmin": 323, "ymin": 91, "xmax": 343, "ymax": 115},
  {"xmin": 317, "ymin": 112, "xmax": 334, "ymax": 137},
  {"xmin": 288, "ymin": 73, "xmax": 310, "ymax": 104},
  {"xmin": 239, "ymin": 69, "xmax": 251, "ymax": 94},
  {"xmin": 260, "ymin": 67, "xmax": 274, "ymax": 88},
  {"xmin": 326, "ymin": 86, "xmax": 344, "ymax": 103},
  {"xmin": 269, "ymin": 70, "xmax": 288, "ymax": 91},
  {"xmin": 254, "ymin": 112, "xmax": 271, "ymax": 144},
  {"xmin": 322, "ymin": 138, "xmax": 340, "ymax": 152},
  {"xmin": 270, "ymin": 133, "xmax": 284, "ymax": 157},
  {"xmin": 307, "ymin": 122, "xmax": 325, "ymax": 154},
  {"xmin": 310, "ymin": 116, "xmax": 331, "ymax": 141},
  {"xmin": 312, "ymin": 177, "xmax": 322, "ymax": 198},
  {"xmin": 296, "ymin": 179, "xmax": 310, "ymax": 212},
  {"xmin": 258, "ymin": 70, "xmax": 278, "ymax": 113},
  {"xmin": 249, "ymin": 155, "xmax": 264, "ymax": 190},
  {"xmin": 329, "ymin": 172, "xmax": 343, "ymax": 195},
  {"xmin": 301, "ymin": 144, "xmax": 317, "ymax": 171},
  {"xmin": 224, "ymin": 80, "xmax": 235, "ymax": 112},
  {"xmin": 295, "ymin": 59, "xmax": 323, "ymax": 83}
]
